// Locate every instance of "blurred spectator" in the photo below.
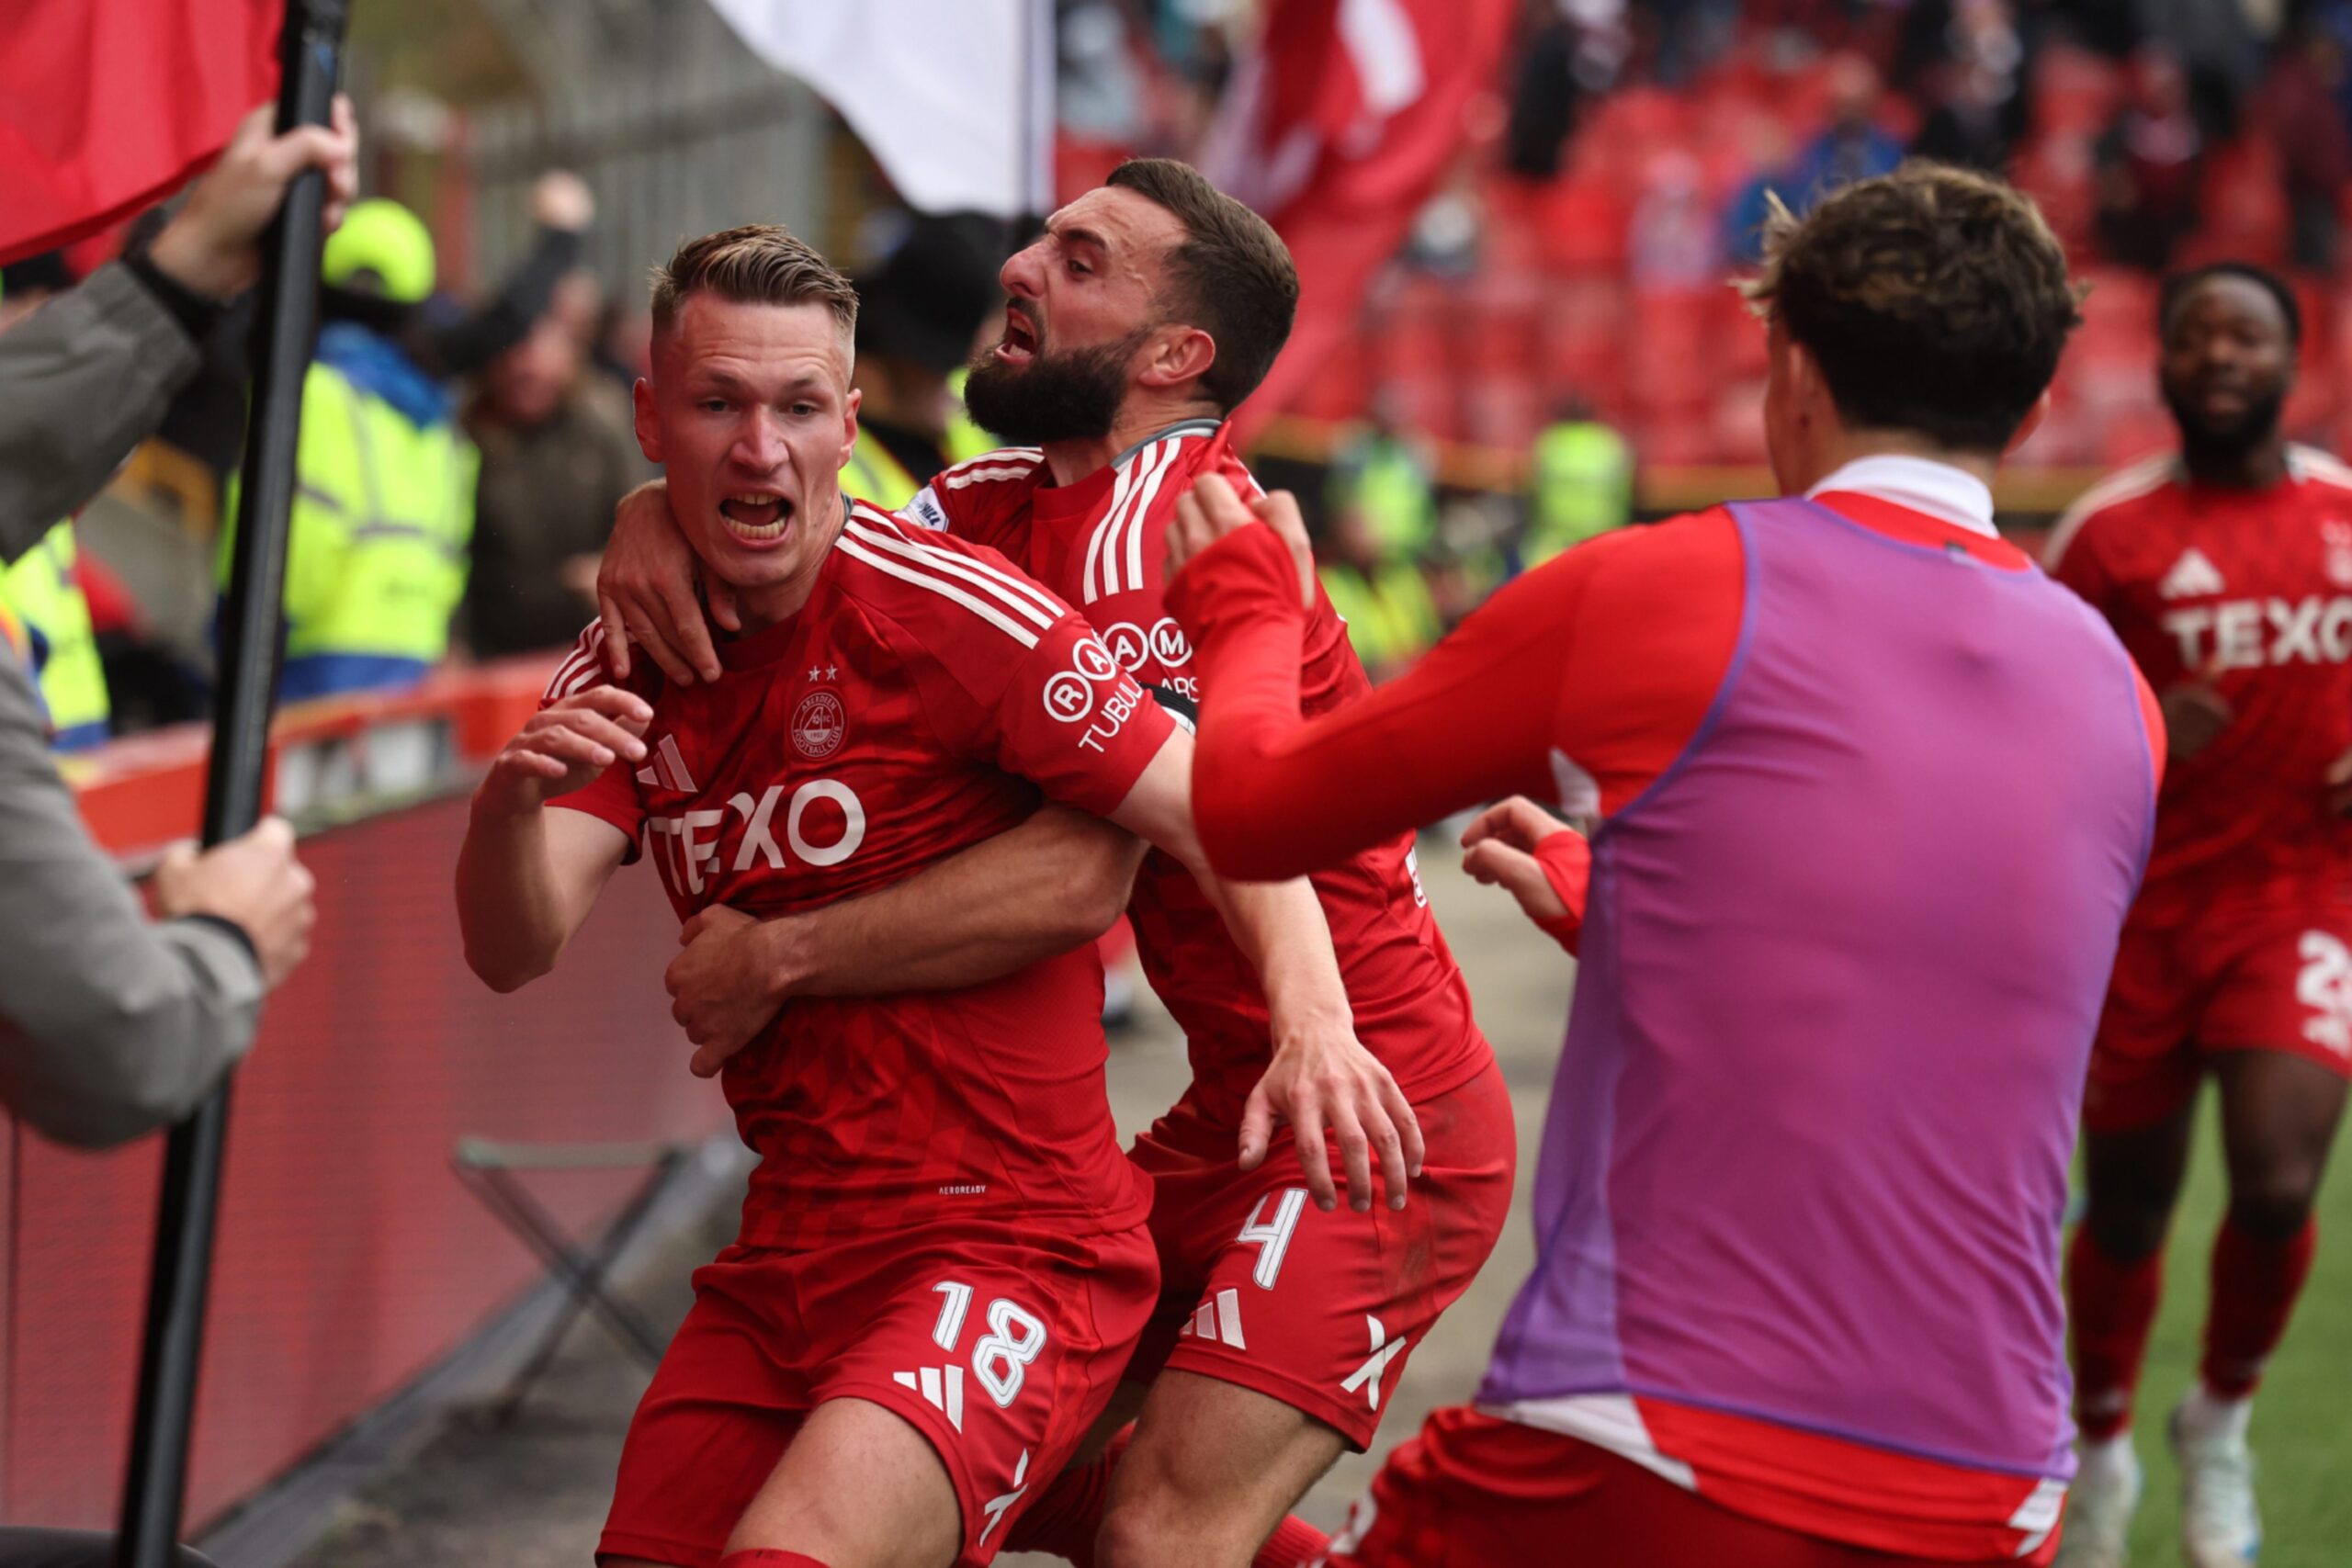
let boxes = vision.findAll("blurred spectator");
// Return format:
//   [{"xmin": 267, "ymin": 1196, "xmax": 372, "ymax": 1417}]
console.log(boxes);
[
  {"xmin": 0, "ymin": 257, "xmax": 110, "ymax": 750},
  {"xmin": 1909, "ymin": 1, "xmax": 2030, "ymax": 175},
  {"xmin": 1524, "ymin": 395, "xmax": 1634, "ymax": 566},
  {"xmin": 1910, "ymin": 62, "xmax": 2018, "ymax": 173},
  {"xmin": 228, "ymin": 198, "xmax": 475, "ymax": 701},
  {"xmin": 2095, "ymin": 48, "xmax": 2206, "ymax": 272},
  {"xmin": 1505, "ymin": 2, "xmax": 1582, "ymax": 178},
  {"xmin": 1323, "ymin": 405, "xmax": 1445, "ymax": 676},
  {"xmin": 460, "ymin": 275, "xmax": 648, "ymax": 660},
  {"xmin": 1312, "ymin": 502, "xmax": 1442, "ymax": 682},
  {"xmin": 843, "ymin": 215, "xmax": 1002, "ymax": 508},
  {"xmin": 0, "ymin": 522, "xmax": 107, "ymax": 750},
  {"xmin": 591, "ymin": 298, "xmax": 652, "ymax": 393},
  {"xmin": 159, "ymin": 169, "xmax": 599, "ymax": 497},
  {"xmin": 2264, "ymin": 20, "xmax": 2351, "ymax": 271},
  {"xmin": 1330, "ymin": 402, "xmax": 1442, "ymax": 567},
  {"xmin": 1629, "ymin": 152, "xmax": 1722, "ymax": 292},
  {"xmin": 1784, "ymin": 53, "xmax": 1905, "ymax": 207},
  {"xmin": 1724, "ymin": 119, "xmax": 1799, "ymax": 266}
]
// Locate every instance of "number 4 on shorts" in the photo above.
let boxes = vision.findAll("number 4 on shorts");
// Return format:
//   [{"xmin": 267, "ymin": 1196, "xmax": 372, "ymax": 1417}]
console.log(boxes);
[{"xmin": 1238, "ymin": 1189, "xmax": 1307, "ymax": 1290}]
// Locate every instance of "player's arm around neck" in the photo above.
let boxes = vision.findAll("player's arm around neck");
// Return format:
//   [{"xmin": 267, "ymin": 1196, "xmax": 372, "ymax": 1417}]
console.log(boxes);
[
  {"xmin": 667, "ymin": 806, "xmax": 1148, "ymax": 1077},
  {"xmin": 455, "ymin": 688, "xmax": 650, "ymax": 991},
  {"xmin": 1108, "ymin": 728, "xmax": 1425, "ymax": 1214}
]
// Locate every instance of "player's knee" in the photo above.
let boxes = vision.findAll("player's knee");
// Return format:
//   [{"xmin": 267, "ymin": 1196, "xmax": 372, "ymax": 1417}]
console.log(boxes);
[
  {"xmin": 1097, "ymin": 1488, "xmax": 1246, "ymax": 1568},
  {"xmin": 2086, "ymin": 1200, "xmax": 2172, "ymax": 1262},
  {"xmin": 2228, "ymin": 1163, "xmax": 2322, "ymax": 1239}
]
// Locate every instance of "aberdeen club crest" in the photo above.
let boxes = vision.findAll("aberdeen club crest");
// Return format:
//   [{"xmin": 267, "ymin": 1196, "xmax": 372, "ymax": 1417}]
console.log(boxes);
[{"xmin": 792, "ymin": 688, "xmax": 847, "ymax": 759}]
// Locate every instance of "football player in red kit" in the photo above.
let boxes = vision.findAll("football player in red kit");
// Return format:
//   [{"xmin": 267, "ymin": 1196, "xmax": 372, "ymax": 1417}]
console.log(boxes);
[
  {"xmin": 2047, "ymin": 263, "xmax": 2352, "ymax": 1568},
  {"xmin": 592, "ymin": 163, "xmax": 1512, "ymax": 1568},
  {"xmin": 456, "ymin": 226, "xmax": 1393, "ymax": 1568}
]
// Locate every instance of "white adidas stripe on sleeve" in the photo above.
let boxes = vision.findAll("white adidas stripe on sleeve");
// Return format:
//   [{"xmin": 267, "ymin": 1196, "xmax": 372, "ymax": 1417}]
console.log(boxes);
[{"xmin": 835, "ymin": 535, "xmax": 1043, "ymax": 649}]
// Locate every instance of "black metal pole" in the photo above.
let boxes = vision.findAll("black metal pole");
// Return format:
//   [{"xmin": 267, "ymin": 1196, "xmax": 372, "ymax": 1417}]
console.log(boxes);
[{"xmin": 115, "ymin": 4, "xmax": 346, "ymax": 1562}]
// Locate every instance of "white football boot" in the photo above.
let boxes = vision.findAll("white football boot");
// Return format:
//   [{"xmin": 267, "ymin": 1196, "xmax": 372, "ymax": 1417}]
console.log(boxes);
[
  {"xmin": 2054, "ymin": 1433, "xmax": 2143, "ymax": 1568},
  {"xmin": 2172, "ymin": 1387, "xmax": 2261, "ymax": 1566}
]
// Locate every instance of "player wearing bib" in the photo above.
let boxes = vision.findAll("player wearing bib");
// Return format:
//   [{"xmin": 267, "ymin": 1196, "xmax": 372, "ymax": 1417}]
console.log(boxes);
[
  {"xmin": 2045, "ymin": 264, "xmax": 2352, "ymax": 1568},
  {"xmin": 594, "ymin": 164, "xmax": 1507, "ymax": 1568},
  {"xmin": 458, "ymin": 227, "xmax": 1374, "ymax": 1568},
  {"xmin": 1164, "ymin": 168, "xmax": 2163, "ymax": 1568}
]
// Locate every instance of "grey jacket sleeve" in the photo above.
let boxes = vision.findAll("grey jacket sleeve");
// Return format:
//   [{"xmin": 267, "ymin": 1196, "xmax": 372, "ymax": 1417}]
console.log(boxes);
[
  {"xmin": 0, "ymin": 262, "xmax": 201, "ymax": 567},
  {"xmin": 0, "ymin": 654, "xmax": 264, "ymax": 1146}
]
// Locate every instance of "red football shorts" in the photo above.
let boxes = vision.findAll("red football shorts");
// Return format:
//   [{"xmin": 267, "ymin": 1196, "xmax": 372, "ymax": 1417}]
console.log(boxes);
[
  {"xmin": 2086, "ymin": 882, "xmax": 2352, "ymax": 1132},
  {"xmin": 1123, "ymin": 1063, "xmax": 1513, "ymax": 1450},
  {"xmin": 1319, "ymin": 1407, "xmax": 2057, "ymax": 1568},
  {"xmin": 598, "ymin": 1216, "xmax": 1157, "ymax": 1567}
]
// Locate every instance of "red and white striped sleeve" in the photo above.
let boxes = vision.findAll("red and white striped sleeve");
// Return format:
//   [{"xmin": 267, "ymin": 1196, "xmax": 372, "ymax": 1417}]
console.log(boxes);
[{"xmin": 837, "ymin": 502, "xmax": 1173, "ymax": 818}]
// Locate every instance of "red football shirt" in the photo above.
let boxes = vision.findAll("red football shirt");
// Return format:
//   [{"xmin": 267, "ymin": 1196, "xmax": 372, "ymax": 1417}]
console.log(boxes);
[
  {"xmin": 2049, "ymin": 445, "xmax": 2352, "ymax": 894},
  {"xmin": 905, "ymin": 424, "xmax": 1491, "ymax": 1126},
  {"xmin": 546, "ymin": 506, "xmax": 1171, "ymax": 1248}
]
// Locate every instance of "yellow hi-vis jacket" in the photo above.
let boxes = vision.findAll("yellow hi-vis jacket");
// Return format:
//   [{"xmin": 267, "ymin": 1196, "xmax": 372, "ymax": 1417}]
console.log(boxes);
[
  {"xmin": 1, "ymin": 522, "xmax": 109, "ymax": 748},
  {"xmin": 223, "ymin": 360, "xmax": 477, "ymax": 702}
]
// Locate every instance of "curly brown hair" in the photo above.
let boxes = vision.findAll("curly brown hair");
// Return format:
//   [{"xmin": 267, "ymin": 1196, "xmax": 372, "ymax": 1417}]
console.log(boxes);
[
  {"xmin": 650, "ymin": 224, "xmax": 859, "ymax": 363},
  {"xmin": 1743, "ymin": 164, "xmax": 2083, "ymax": 454}
]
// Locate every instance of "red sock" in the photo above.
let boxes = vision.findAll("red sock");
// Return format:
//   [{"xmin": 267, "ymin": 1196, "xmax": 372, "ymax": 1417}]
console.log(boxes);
[
  {"xmin": 1254, "ymin": 1513, "xmax": 1332, "ymax": 1568},
  {"xmin": 2200, "ymin": 1216, "xmax": 2317, "ymax": 1398},
  {"xmin": 1002, "ymin": 1423, "xmax": 1135, "ymax": 1566},
  {"xmin": 2068, "ymin": 1224, "xmax": 2165, "ymax": 1439},
  {"xmin": 718, "ymin": 1555, "xmax": 831, "ymax": 1568}
]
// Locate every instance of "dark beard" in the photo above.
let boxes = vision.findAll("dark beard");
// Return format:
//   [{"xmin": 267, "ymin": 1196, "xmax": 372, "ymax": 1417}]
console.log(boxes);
[
  {"xmin": 2165, "ymin": 383, "xmax": 2288, "ymax": 470},
  {"xmin": 963, "ymin": 331, "xmax": 1144, "ymax": 446}
]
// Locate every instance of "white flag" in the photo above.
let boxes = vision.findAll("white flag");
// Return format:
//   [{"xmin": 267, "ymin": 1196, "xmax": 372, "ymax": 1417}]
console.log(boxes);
[{"xmin": 708, "ymin": 0, "xmax": 1055, "ymax": 218}]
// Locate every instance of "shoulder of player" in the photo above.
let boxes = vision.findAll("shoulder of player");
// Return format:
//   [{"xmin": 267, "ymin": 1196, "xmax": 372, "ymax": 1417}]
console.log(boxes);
[
  {"xmin": 906, "ymin": 446, "xmax": 1046, "ymax": 536},
  {"xmin": 829, "ymin": 502, "xmax": 1077, "ymax": 655},
  {"xmin": 2045, "ymin": 454, "xmax": 2181, "ymax": 564},
  {"xmin": 929, "ymin": 446, "xmax": 1048, "ymax": 506},
  {"xmin": 2289, "ymin": 445, "xmax": 2352, "ymax": 498},
  {"xmin": 1078, "ymin": 423, "xmax": 1245, "ymax": 598},
  {"xmin": 541, "ymin": 617, "xmax": 662, "ymax": 706}
]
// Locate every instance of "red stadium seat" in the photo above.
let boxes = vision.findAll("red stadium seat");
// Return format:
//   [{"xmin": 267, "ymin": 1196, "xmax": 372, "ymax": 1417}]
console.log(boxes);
[
  {"xmin": 2031, "ymin": 45, "xmax": 2124, "ymax": 140},
  {"xmin": 1537, "ymin": 173, "xmax": 1630, "ymax": 275}
]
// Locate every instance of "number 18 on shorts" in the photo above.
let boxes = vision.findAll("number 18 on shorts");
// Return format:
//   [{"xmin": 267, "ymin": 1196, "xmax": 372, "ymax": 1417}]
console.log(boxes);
[{"xmin": 599, "ymin": 1218, "xmax": 1159, "ymax": 1568}]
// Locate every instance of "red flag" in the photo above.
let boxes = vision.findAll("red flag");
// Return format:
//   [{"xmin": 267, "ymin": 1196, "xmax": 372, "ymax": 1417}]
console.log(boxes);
[
  {"xmin": 0, "ymin": 0, "xmax": 280, "ymax": 267},
  {"xmin": 1202, "ymin": 0, "xmax": 1515, "ymax": 446}
]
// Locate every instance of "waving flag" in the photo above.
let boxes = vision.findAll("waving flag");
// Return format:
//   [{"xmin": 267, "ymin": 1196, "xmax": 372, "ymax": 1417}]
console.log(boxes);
[
  {"xmin": 709, "ymin": 0, "xmax": 1055, "ymax": 219},
  {"xmin": 1201, "ymin": 0, "xmax": 1517, "ymax": 444},
  {"xmin": 0, "ymin": 0, "xmax": 280, "ymax": 266}
]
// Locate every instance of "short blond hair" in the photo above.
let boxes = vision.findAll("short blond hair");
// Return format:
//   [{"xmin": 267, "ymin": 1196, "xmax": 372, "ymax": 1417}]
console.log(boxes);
[{"xmin": 650, "ymin": 224, "xmax": 859, "ymax": 360}]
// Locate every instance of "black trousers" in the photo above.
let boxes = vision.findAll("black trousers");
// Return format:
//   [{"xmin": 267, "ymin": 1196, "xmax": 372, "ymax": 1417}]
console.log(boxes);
[{"xmin": 0, "ymin": 1532, "xmax": 213, "ymax": 1568}]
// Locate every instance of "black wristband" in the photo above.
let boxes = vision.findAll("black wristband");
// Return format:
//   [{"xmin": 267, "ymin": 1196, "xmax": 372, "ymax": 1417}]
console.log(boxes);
[
  {"xmin": 177, "ymin": 911, "xmax": 260, "ymax": 969},
  {"xmin": 121, "ymin": 249, "xmax": 233, "ymax": 345}
]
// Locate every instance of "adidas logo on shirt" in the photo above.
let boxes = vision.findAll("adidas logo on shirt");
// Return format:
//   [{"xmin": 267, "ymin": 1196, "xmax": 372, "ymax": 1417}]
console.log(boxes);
[
  {"xmin": 892, "ymin": 1364, "xmax": 966, "ymax": 1431},
  {"xmin": 2159, "ymin": 547, "xmax": 2226, "ymax": 600}
]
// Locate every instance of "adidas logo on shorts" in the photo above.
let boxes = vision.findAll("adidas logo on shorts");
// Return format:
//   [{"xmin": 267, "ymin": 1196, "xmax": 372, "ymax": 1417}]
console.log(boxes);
[{"xmin": 892, "ymin": 1364, "xmax": 966, "ymax": 1431}]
